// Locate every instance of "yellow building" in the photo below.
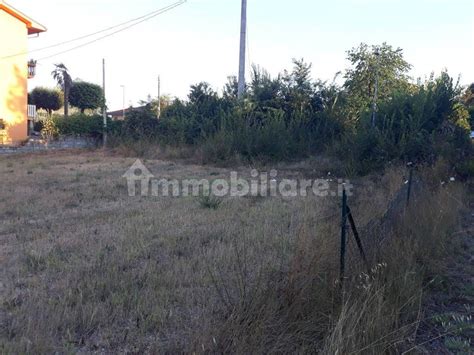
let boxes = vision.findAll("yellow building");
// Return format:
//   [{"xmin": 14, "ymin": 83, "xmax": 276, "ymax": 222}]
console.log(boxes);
[{"xmin": 0, "ymin": 0, "xmax": 46, "ymax": 145}]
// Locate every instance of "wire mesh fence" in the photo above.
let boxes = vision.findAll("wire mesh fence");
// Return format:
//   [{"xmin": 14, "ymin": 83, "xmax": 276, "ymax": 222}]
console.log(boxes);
[{"xmin": 338, "ymin": 164, "xmax": 419, "ymax": 286}]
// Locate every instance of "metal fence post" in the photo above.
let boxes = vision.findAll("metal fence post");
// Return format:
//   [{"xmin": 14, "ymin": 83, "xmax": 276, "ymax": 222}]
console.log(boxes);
[
  {"xmin": 340, "ymin": 186, "xmax": 348, "ymax": 285},
  {"xmin": 406, "ymin": 162, "xmax": 414, "ymax": 207},
  {"xmin": 346, "ymin": 205, "xmax": 370, "ymax": 273}
]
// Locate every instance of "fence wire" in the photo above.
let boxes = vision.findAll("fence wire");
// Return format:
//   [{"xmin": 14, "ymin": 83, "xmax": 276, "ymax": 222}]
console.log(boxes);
[{"xmin": 338, "ymin": 166, "xmax": 423, "ymax": 283}]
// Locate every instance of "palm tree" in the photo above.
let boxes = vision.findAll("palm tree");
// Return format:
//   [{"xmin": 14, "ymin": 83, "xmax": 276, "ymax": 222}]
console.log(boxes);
[{"xmin": 52, "ymin": 63, "xmax": 72, "ymax": 117}]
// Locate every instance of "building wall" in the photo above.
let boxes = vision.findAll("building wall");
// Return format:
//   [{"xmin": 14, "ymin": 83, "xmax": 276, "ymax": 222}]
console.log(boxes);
[{"xmin": 0, "ymin": 10, "xmax": 28, "ymax": 145}]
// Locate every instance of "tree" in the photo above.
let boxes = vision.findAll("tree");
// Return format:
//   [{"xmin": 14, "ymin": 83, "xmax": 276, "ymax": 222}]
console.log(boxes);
[
  {"xmin": 249, "ymin": 64, "xmax": 283, "ymax": 109},
  {"xmin": 449, "ymin": 102, "xmax": 471, "ymax": 132},
  {"xmin": 461, "ymin": 84, "xmax": 474, "ymax": 129},
  {"xmin": 188, "ymin": 82, "xmax": 217, "ymax": 105},
  {"xmin": 69, "ymin": 81, "xmax": 104, "ymax": 113},
  {"xmin": 223, "ymin": 76, "xmax": 239, "ymax": 101},
  {"xmin": 344, "ymin": 43, "xmax": 412, "ymax": 122},
  {"xmin": 52, "ymin": 63, "xmax": 72, "ymax": 117},
  {"xmin": 122, "ymin": 105, "xmax": 160, "ymax": 140},
  {"xmin": 139, "ymin": 95, "xmax": 173, "ymax": 118},
  {"xmin": 281, "ymin": 58, "xmax": 314, "ymax": 116},
  {"xmin": 189, "ymin": 82, "xmax": 221, "ymax": 122},
  {"xmin": 462, "ymin": 83, "xmax": 474, "ymax": 106},
  {"xmin": 150, "ymin": 95, "xmax": 172, "ymax": 117},
  {"xmin": 30, "ymin": 87, "xmax": 63, "ymax": 115}
]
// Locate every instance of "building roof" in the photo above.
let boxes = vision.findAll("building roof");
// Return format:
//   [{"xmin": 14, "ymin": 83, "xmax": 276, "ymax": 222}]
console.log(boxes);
[
  {"xmin": 0, "ymin": 0, "xmax": 47, "ymax": 35},
  {"xmin": 107, "ymin": 108, "xmax": 130, "ymax": 117},
  {"xmin": 107, "ymin": 106, "xmax": 147, "ymax": 117}
]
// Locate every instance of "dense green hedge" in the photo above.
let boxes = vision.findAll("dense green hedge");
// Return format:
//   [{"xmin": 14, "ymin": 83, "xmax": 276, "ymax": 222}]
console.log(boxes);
[{"xmin": 51, "ymin": 113, "xmax": 110, "ymax": 139}]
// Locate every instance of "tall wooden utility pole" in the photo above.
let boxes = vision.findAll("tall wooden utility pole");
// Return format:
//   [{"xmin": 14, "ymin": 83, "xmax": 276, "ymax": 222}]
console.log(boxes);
[
  {"xmin": 157, "ymin": 75, "xmax": 161, "ymax": 119},
  {"xmin": 237, "ymin": 0, "xmax": 247, "ymax": 99},
  {"xmin": 102, "ymin": 58, "xmax": 107, "ymax": 147}
]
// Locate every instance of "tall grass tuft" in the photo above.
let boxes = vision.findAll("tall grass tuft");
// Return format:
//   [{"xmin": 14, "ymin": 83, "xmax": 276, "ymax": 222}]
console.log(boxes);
[{"xmin": 205, "ymin": 171, "xmax": 465, "ymax": 353}]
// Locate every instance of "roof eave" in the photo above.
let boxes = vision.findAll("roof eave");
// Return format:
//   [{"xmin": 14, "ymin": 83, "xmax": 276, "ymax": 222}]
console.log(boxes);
[
  {"xmin": 28, "ymin": 23, "xmax": 47, "ymax": 35},
  {"xmin": 1, "ymin": 1, "xmax": 47, "ymax": 34}
]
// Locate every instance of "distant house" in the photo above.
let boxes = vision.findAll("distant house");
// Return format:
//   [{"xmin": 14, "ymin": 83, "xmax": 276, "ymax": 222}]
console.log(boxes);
[
  {"xmin": 0, "ymin": 0, "xmax": 46, "ymax": 145},
  {"xmin": 107, "ymin": 105, "xmax": 148, "ymax": 121},
  {"xmin": 107, "ymin": 108, "xmax": 131, "ymax": 121}
]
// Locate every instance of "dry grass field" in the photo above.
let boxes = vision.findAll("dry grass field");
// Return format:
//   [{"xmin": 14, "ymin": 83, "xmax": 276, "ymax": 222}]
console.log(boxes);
[{"xmin": 0, "ymin": 150, "xmax": 468, "ymax": 353}]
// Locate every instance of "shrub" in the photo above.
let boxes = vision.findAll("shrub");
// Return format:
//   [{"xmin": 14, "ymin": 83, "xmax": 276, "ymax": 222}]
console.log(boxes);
[
  {"xmin": 33, "ymin": 121, "xmax": 44, "ymax": 132},
  {"xmin": 201, "ymin": 129, "xmax": 235, "ymax": 163},
  {"xmin": 468, "ymin": 107, "xmax": 474, "ymax": 130},
  {"xmin": 41, "ymin": 117, "xmax": 58, "ymax": 141},
  {"xmin": 201, "ymin": 109, "xmax": 303, "ymax": 163},
  {"xmin": 335, "ymin": 129, "xmax": 391, "ymax": 175},
  {"xmin": 336, "ymin": 71, "xmax": 471, "ymax": 174},
  {"xmin": 53, "ymin": 113, "xmax": 105, "ymax": 139},
  {"xmin": 449, "ymin": 102, "xmax": 471, "ymax": 132},
  {"xmin": 455, "ymin": 159, "xmax": 474, "ymax": 180},
  {"xmin": 114, "ymin": 105, "xmax": 160, "ymax": 140},
  {"xmin": 197, "ymin": 194, "xmax": 222, "ymax": 209},
  {"xmin": 105, "ymin": 54, "xmax": 468, "ymax": 174}
]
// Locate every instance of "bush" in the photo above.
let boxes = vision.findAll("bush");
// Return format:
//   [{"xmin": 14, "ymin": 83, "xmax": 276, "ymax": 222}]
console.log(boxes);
[
  {"xmin": 111, "ymin": 105, "xmax": 160, "ymax": 141},
  {"xmin": 53, "ymin": 113, "xmax": 105, "ymax": 139},
  {"xmin": 201, "ymin": 109, "xmax": 309, "ymax": 163},
  {"xmin": 41, "ymin": 117, "xmax": 59, "ymax": 141},
  {"xmin": 455, "ymin": 159, "xmax": 474, "ymax": 179},
  {"xmin": 334, "ymin": 129, "xmax": 391, "ymax": 175},
  {"xmin": 197, "ymin": 194, "xmax": 222, "ymax": 209},
  {"xmin": 33, "ymin": 121, "xmax": 44, "ymax": 132},
  {"xmin": 468, "ymin": 106, "xmax": 474, "ymax": 130},
  {"xmin": 105, "ymin": 56, "xmax": 469, "ymax": 175},
  {"xmin": 336, "ymin": 72, "xmax": 471, "ymax": 174},
  {"xmin": 201, "ymin": 129, "xmax": 235, "ymax": 163}
]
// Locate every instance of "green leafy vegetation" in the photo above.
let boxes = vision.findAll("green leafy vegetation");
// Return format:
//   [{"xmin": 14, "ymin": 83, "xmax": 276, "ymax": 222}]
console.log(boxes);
[
  {"xmin": 3, "ymin": 24, "xmax": 472, "ymax": 351},
  {"xmin": 53, "ymin": 113, "xmax": 107, "ymax": 139},
  {"xmin": 51, "ymin": 63, "xmax": 73, "ymax": 117},
  {"xmin": 68, "ymin": 81, "xmax": 105, "ymax": 113},
  {"xmin": 197, "ymin": 193, "xmax": 222, "ymax": 209},
  {"xmin": 109, "ymin": 43, "xmax": 473, "ymax": 176},
  {"xmin": 41, "ymin": 116, "xmax": 59, "ymax": 141},
  {"xmin": 343, "ymin": 42, "xmax": 412, "ymax": 124},
  {"xmin": 29, "ymin": 87, "xmax": 64, "ymax": 115}
]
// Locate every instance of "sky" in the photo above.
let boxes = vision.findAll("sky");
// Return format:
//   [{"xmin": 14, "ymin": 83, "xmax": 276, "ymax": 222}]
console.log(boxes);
[{"xmin": 12, "ymin": 0, "xmax": 474, "ymax": 110}]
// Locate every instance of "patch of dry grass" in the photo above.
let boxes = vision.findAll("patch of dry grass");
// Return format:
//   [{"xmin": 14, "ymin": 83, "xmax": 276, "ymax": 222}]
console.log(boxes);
[{"xmin": 0, "ymin": 151, "xmax": 466, "ymax": 353}]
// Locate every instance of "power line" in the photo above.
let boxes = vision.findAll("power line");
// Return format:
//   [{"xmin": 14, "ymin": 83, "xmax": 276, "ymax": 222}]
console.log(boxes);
[
  {"xmin": 38, "ymin": 1, "xmax": 185, "ymax": 62},
  {"xmin": 0, "ymin": 0, "xmax": 186, "ymax": 61}
]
